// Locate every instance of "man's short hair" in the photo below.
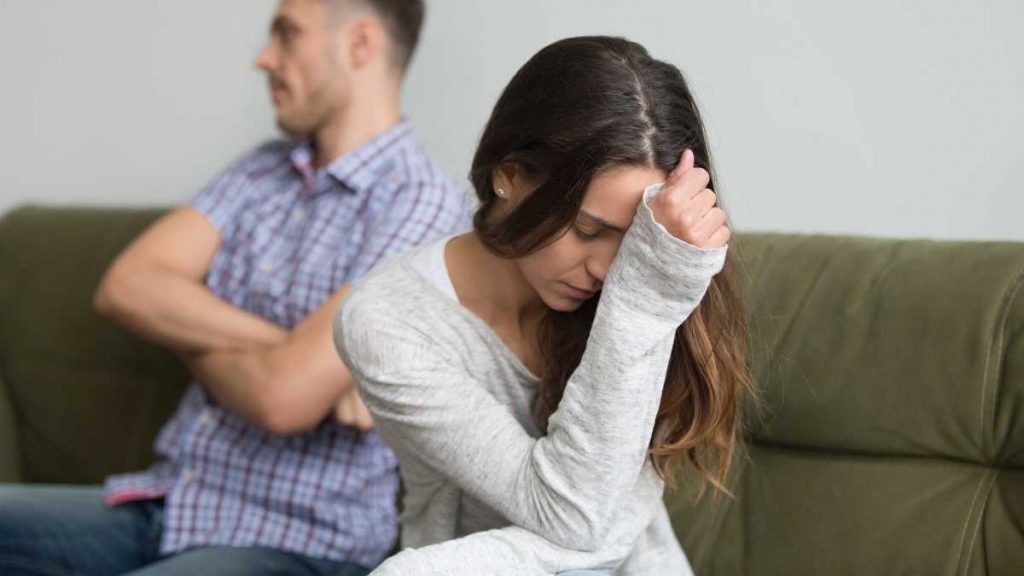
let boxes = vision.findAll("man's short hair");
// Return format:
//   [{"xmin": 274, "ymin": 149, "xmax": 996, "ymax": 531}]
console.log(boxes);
[{"xmin": 335, "ymin": 0, "xmax": 425, "ymax": 73}]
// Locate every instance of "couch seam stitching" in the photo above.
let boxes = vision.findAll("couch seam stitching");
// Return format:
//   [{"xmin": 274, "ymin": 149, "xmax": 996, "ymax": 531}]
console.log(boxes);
[
  {"xmin": 762, "ymin": 251, "xmax": 833, "ymax": 383},
  {"xmin": 979, "ymin": 264, "xmax": 1024, "ymax": 458},
  {"xmin": 958, "ymin": 469, "xmax": 999, "ymax": 576},
  {"xmin": 950, "ymin": 468, "xmax": 993, "ymax": 576}
]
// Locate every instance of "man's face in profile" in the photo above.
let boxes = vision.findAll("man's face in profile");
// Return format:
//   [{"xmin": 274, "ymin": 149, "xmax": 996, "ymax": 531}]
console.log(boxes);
[{"xmin": 254, "ymin": 0, "xmax": 351, "ymax": 137}]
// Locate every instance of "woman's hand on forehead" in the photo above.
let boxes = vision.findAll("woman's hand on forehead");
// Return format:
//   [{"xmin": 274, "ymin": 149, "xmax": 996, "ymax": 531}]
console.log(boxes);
[{"xmin": 649, "ymin": 149, "xmax": 731, "ymax": 249}]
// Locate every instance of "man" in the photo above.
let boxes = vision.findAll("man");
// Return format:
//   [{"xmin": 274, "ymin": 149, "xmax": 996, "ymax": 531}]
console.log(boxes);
[{"xmin": 0, "ymin": 1, "xmax": 469, "ymax": 574}]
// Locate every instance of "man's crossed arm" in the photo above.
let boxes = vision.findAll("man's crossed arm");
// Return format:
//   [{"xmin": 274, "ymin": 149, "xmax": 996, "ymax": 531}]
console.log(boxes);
[{"xmin": 94, "ymin": 207, "xmax": 370, "ymax": 435}]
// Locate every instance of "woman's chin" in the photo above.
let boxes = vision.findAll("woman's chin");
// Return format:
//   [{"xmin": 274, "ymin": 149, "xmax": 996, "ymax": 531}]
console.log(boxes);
[{"xmin": 543, "ymin": 293, "xmax": 586, "ymax": 313}]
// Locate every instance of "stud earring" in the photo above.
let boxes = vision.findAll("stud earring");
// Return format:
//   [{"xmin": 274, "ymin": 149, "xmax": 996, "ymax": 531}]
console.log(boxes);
[{"xmin": 496, "ymin": 187, "xmax": 507, "ymax": 198}]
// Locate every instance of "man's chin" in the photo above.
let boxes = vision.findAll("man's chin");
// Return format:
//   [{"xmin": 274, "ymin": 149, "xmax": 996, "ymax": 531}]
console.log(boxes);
[
  {"xmin": 276, "ymin": 122, "xmax": 309, "ymax": 139},
  {"xmin": 274, "ymin": 113, "xmax": 314, "ymax": 139}
]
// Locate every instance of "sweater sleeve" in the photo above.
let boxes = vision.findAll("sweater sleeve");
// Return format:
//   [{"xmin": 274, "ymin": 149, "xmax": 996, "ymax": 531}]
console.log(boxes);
[
  {"xmin": 335, "ymin": 183, "xmax": 727, "ymax": 553},
  {"xmin": 367, "ymin": 465, "xmax": 673, "ymax": 575}
]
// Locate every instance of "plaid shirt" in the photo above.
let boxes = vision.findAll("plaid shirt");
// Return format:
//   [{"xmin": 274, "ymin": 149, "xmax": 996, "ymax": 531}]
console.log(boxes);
[{"xmin": 104, "ymin": 120, "xmax": 472, "ymax": 567}]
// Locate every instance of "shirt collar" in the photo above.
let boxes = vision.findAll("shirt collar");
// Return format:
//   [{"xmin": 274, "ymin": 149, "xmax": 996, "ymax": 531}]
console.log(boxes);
[{"xmin": 288, "ymin": 119, "xmax": 415, "ymax": 195}]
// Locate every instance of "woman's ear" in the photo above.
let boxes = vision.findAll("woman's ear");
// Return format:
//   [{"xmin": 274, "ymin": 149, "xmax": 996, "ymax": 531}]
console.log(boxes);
[
  {"xmin": 491, "ymin": 162, "xmax": 521, "ymax": 201},
  {"xmin": 487, "ymin": 162, "xmax": 528, "ymax": 223}
]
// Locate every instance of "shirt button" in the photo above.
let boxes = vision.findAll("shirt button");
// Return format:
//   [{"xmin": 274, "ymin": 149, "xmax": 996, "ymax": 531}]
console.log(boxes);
[
  {"xmin": 259, "ymin": 261, "xmax": 273, "ymax": 273},
  {"xmin": 292, "ymin": 209, "xmax": 307, "ymax": 222},
  {"xmin": 184, "ymin": 468, "xmax": 194, "ymax": 483},
  {"xmin": 200, "ymin": 410, "xmax": 211, "ymax": 424}
]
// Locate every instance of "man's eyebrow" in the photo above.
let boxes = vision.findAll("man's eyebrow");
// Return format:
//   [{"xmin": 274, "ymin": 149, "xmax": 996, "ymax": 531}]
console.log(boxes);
[
  {"xmin": 578, "ymin": 210, "xmax": 627, "ymax": 233},
  {"xmin": 270, "ymin": 15, "xmax": 297, "ymax": 33}
]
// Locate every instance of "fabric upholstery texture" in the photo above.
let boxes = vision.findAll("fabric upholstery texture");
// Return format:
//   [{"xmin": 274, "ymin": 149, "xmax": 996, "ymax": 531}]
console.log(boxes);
[
  {"xmin": 668, "ymin": 233, "xmax": 1024, "ymax": 575},
  {"xmin": 0, "ymin": 206, "xmax": 188, "ymax": 483}
]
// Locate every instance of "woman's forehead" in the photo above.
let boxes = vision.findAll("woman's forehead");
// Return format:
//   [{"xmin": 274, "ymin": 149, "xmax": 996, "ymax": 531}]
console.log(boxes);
[{"xmin": 581, "ymin": 165, "xmax": 667, "ymax": 226}]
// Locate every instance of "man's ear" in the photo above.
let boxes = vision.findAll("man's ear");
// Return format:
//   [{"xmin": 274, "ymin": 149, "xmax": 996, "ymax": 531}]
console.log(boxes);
[{"xmin": 347, "ymin": 17, "xmax": 385, "ymax": 70}]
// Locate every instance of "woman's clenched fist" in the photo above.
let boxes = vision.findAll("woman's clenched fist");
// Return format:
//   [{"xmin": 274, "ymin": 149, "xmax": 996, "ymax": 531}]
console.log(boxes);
[{"xmin": 649, "ymin": 149, "xmax": 731, "ymax": 249}]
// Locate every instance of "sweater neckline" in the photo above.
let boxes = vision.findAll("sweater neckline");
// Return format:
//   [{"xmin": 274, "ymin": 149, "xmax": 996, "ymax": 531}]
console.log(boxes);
[{"xmin": 401, "ymin": 240, "xmax": 541, "ymax": 386}]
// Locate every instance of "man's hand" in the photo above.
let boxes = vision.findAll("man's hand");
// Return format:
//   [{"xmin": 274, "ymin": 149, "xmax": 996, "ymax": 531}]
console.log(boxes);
[
  {"xmin": 649, "ymin": 149, "xmax": 731, "ymax": 249},
  {"xmin": 334, "ymin": 387, "xmax": 374, "ymax": 431}
]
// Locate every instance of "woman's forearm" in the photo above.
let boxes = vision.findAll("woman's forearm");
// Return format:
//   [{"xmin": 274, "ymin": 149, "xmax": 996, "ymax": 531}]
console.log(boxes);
[
  {"xmin": 371, "ymin": 466, "xmax": 665, "ymax": 575},
  {"xmin": 521, "ymin": 189, "xmax": 728, "ymax": 541}
]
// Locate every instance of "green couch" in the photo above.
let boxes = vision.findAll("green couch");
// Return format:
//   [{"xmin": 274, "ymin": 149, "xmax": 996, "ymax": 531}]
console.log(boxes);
[{"xmin": 0, "ymin": 205, "xmax": 1021, "ymax": 574}]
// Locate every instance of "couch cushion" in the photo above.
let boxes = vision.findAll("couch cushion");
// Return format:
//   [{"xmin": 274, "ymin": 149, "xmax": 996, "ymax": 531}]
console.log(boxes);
[
  {"xmin": 667, "ymin": 233, "xmax": 1024, "ymax": 575},
  {"xmin": 738, "ymin": 234, "xmax": 1024, "ymax": 463},
  {"xmin": 0, "ymin": 365, "xmax": 21, "ymax": 481},
  {"xmin": 0, "ymin": 206, "xmax": 188, "ymax": 483}
]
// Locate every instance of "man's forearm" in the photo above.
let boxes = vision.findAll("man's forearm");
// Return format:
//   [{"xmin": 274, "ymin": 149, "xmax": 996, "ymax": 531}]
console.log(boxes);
[
  {"xmin": 183, "ymin": 340, "xmax": 352, "ymax": 435},
  {"xmin": 182, "ymin": 282, "xmax": 357, "ymax": 434},
  {"xmin": 183, "ymin": 347, "xmax": 276, "ymax": 428},
  {"xmin": 96, "ymin": 263, "xmax": 287, "ymax": 354}
]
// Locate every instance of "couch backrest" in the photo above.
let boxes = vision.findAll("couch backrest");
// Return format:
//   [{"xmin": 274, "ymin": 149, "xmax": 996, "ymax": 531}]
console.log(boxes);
[
  {"xmin": 668, "ymin": 233, "xmax": 1024, "ymax": 575},
  {"xmin": 0, "ymin": 206, "xmax": 188, "ymax": 483}
]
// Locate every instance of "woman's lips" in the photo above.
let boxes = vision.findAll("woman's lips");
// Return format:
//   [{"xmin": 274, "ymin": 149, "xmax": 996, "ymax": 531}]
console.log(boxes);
[{"xmin": 565, "ymin": 283, "xmax": 597, "ymax": 299}]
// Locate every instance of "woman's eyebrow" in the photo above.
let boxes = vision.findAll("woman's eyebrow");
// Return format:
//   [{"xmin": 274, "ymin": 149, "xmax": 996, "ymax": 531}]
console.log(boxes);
[{"xmin": 579, "ymin": 210, "xmax": 627, "ymax": 233}]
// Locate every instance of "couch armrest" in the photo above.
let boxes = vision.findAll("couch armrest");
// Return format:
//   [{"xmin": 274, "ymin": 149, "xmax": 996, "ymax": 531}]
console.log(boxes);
[{"xmin": 0, "ymin": 364, "xmax": 22, "ymax": 482}]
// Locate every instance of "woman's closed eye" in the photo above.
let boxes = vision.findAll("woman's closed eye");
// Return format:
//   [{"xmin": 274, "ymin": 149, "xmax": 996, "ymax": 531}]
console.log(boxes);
[
  {"xmin": 573, "ymin": 225, "xmax": 603, "ymax": 240},
  {"xmin": 576, "ymin": 210, "xmax": 628, "ymax": 240}
]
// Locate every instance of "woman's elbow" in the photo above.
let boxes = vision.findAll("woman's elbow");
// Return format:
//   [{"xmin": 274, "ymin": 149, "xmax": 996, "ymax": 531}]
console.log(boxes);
[
  {"xmin": 566, "ymin": 520, "xmax": 614, "ymax": 553},
  {"xmin": 541, "ymin": 502, "xmax": 617, "ymax": 553}
]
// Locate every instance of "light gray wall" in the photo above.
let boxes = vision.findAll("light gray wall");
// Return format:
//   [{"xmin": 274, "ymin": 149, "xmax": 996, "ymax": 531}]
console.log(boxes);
[
  {"xmin": 0, "ymin": 0, "xmax": 278, "ymax": 210},
  {"xmin": 2, "ymin": 0, "xmax": 1021, "ymax": 241}
]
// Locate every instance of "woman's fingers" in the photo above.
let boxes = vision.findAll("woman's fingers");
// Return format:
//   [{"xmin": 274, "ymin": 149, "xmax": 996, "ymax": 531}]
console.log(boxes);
[
  {"xmin": 683, "ymin": 188, "xmax": 718, "ymax": 224},
  {"xmin": 667, "ymin": 148, "xmax": 695, "ymax": 184},
  {"xmin": 656, "ymin": 168, "xmax": 710, "ymax": 217},
  {"xmin": 651, "ymin": 148, "xmax": 731, "ymax": 249},
  {"xmin": 679, "ymin": 167, "xmax": 711, "ymax": 202},
  {"xmin": 705, "ymin": 223, "xmax": 731, "ymax": 249},
  {"xmin": 692, "ymin": 206, "xmax": 728, "ymax": 241}
]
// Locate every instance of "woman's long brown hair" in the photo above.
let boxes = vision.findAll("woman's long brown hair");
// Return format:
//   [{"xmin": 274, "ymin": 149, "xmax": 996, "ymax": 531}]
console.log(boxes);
[{"xmin": 469, "ymin": 36, "xmax": 757, "ymax": 498}]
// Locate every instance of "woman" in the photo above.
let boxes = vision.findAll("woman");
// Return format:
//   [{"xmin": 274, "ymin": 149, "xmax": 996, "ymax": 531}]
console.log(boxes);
[{"xmin": 334, "ymin": 36, "xmax": 754, "ymax": 575}]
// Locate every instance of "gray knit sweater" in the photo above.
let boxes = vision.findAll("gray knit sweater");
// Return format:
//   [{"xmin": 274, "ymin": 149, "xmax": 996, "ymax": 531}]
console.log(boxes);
[{"xmin": 335, "ymin": 185, "xmax": 727, "ymax": 575}]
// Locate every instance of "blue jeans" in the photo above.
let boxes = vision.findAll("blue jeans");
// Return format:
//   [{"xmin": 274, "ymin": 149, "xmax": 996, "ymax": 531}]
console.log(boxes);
[{"xmin": 0, "ymin": 484, "xmax": 369, "ymax": 575}]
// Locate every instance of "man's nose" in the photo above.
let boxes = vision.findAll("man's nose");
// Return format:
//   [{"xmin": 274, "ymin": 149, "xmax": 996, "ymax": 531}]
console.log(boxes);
[{"xmin": 254, "ymin": 44, "xmax": 274, "ymax": 71}]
